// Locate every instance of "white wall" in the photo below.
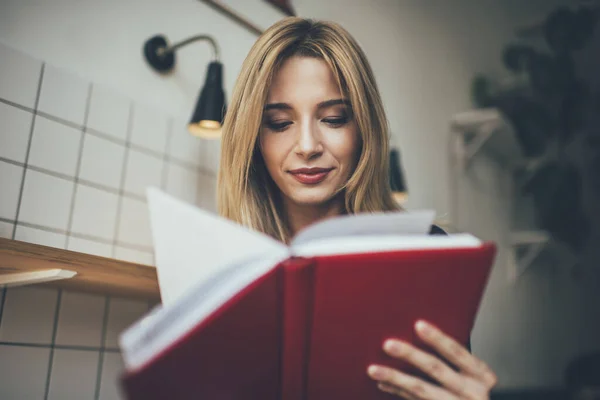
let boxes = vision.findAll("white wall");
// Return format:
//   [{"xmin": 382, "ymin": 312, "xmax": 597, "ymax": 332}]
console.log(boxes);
[
  {"xmin": 0, "ymin": 0, "xmax": 280, "ymax": 119},
  {"xmin": 1, "ymin": 0, "xmax": 599, "ymax": 393}
]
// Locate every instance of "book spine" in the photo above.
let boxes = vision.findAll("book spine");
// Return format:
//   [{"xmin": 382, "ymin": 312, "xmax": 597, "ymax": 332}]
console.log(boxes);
[{"xmin": 280, "ymin": 257, "xmax": 316, "ymax": 400}]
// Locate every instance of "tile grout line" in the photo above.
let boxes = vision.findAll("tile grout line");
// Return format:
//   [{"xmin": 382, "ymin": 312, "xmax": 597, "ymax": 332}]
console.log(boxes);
[
  {"xmin": 86, "ymin": 128, "xmax": 127, "ymax": 147},
  {"xmin": 0, "ymin": 341, "xmax": 121, "ymax": 352},
  {"xmin": 43, "ymin": 290, "xmax": 63, "ymax": 400},
  {"xmin": 2, "ymin": 218, "xmax": 154, "ymax": 253},
  {"xmin": 0, "ymin": 156, "xmax": 213, "ymax": 189},
  {"xmin": 11, "ymin": 63, "xmax": 45, "ymax": 239},
  {"xmin": 0, "ymin": 160, "xmax": 150, "ymax": 205},
  {"xmin": 0, "ymin": 157, "xmax": 24, "ymax": 168},
  {"xmin": 93, "ymin": 296, "xmax": 111, "ymax": 400},
  {"xmin": 0, "ymin": 137, "xmax": 212, "ymax": 179},
  {"xmin": 160, "ymin": 117, "xmax": 174, "ymax": 191},
  {"xmin": 36, "ymin": 109, "xmax": 82, "ymax": 131},
  {"xmin": 97, "ymin": 99, "xmax": 134, "ymax": 400},
  {"xmin": 0, "ymin": 63, "xmax": 45, "ymax": 331},
  {"xmin": 0, "ymin": 96, "xmax": 216, "ymax": 174},
  {"xmin": 157, "ymin": 117, "xmax": 174, "ymax": 267},
  {"xmin": 0, "ymin": 97, "xmax": 35, "ymax": 113},
  {"xmin": 64, "ymin": 83, "xmax": 93, "ymax": 250},
  {"xmin": 111, "ymin": 102, "xmax": 134, "ymax": 259}
]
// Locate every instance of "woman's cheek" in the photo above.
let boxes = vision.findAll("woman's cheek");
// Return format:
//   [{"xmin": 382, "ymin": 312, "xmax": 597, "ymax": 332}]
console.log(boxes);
[{"xmin": 325, "ymin": 128, "xmax": 360, "ymax": 164}]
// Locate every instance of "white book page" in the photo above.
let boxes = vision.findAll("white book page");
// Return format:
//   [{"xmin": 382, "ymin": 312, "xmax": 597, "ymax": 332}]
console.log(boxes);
[
  {"xmin": 291, "ymin": 210, "xmax": 436, "ymax": 246},
  {"xmin": 120, "ymin": 250, "xmax": 289, "ymax": 372},
  {"xmin": 292, "ymin": 233, "xmax": 482, "ymax": 257},
  {"xmin": 146, "ymin": 188, "xmax": 287, "ymax": 306}
]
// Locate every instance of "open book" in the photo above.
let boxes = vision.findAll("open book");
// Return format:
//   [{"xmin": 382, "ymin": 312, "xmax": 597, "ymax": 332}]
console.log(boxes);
[{"xmin": 118, "ymin": 188, "xmax": 496, "ymax": 400}]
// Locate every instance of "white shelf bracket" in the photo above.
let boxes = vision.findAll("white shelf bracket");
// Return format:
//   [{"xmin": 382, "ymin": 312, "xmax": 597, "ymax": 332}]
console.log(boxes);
[
  {"xmin": 514, "ymin": 242, "xmax": 546, "ymax": 278},
  {"xmin": 0, "ymin": 269, "xmax": 77, "ymax": 288},
  {"xmin": 509, "ymin": 231, "xmax": 550, "ymax": 279},
  {"xmin": 462, "ymin": 121, "xmax": 499, "ymax": 169}
]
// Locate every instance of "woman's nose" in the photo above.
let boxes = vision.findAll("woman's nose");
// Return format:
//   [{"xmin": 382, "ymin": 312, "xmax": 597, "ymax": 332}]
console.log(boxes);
[{"xmin": 295, "ymin": 119, "xmax": 323, "ymax": 159}]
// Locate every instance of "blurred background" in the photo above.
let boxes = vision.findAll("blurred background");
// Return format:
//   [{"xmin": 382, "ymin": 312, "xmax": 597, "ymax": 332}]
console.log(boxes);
[{"xmin": 0, "ymin": 0, "xmax": 599, "ymax": 399}]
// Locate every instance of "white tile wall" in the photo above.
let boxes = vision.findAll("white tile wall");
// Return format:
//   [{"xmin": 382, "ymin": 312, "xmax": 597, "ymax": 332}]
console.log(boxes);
[
  {"xmin": 37, "ymin": 64, "xmax": 89, "ymax": 126},
  {"xmin": 78, "ymin": 133, "xmax": 126, "ymax": 189},
  {"xmin": 87, "ymin": 84, "xmax": 130, "ymax": 141},
  {"xmin": 14, "ymin": 225, "xmax": 67, "ymax": 249},
  {"xmin": 123, "ymin": 149, "xmax": 164, "ymax": 197},
  {"xmin": 0, "ymin": 42, "xmax": 42, "ymax": 108},
  {"xmin": 129, "ymin": 103, "xmax": 169, "ymax": 154},
  {"xmin": 197, "ymin": 174, "xmax": 218, "ymax": 213},
  {"xmin": 28, "ymin": 115, "xmax": 82, "ymax": 177},
  {"xmin": 0, "ymin": 345, "xmax": 51, "ymax": 399},
  {"xmin": 203, "ymin": 138, "xmax": 221, "ymax": 173},
  {"xmin": 55, "ymin": 291, "xmax": 105, "ymax": 347},
  {"xmin": 70, "ymin": 184, "xmax": 119, "ymax": 241},
  {"xmin": 67, "ymin": 236, "xmax": 112, "ymax": 258},
  {"xmin": 0, "ymin": 101, "xmax": 32, "ymax": 163},
  {"xmin": 0, "ymin": 220, "xmax": 13, "ymax": 238},
  {"xmin": 0, "ymin": 43, "xmax": 219, "ymax": 400},
  {"xmin": 47, "ymin": 349, "xmax": 99, "ymax": 400},
  {"xmin": 166, "ymin": 162, "xmax": 199, "ymax": 204},
  {"xmin": 104, "ymin": 298, "xmax": 150, "ymax": 348},
  {"xmin": 114, "ymin": 246, "xmax": 154, "ymax": 266},
  {"xmin": 117, "ymin": 197, "xmax": 152, "ymax": 247},
  {"xmin": 18, "ymin": 169, "xmax": 74, "ymax": 230},
  {"xmin": 0, "ymin": 287, "xmax": 58, "ymax": 344},
  {"xmin": 98, "ymin": 352, "xmax": 126, "ymax": 400},
  {"xmin": 0, "ymin": 161, "xmax": 23, "ymax": 220},
  {"xmin": 168, "ymin": 117, "xmax": 202, "ymax": 167}
]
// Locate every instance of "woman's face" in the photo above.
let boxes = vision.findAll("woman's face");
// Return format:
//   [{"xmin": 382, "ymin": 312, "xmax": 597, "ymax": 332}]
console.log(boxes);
[{"xmin": 259, "ymin": 56, "xmax": 361, "ymax": 209}]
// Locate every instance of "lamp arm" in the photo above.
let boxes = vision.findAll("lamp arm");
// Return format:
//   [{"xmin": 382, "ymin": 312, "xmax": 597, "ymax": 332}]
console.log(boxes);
[{"xmin": 158, "ymin": 35, "xmax": 220, "ymax": 61}]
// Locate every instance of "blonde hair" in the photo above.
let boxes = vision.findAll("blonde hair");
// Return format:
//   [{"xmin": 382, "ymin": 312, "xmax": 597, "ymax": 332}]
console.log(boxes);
[{"xmin": 217, "ymin": 17, "xmax": 400, "ymax": 242}]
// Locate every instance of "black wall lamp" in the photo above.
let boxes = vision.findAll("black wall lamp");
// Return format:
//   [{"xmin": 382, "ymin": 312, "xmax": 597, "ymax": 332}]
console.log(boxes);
[
  {"xmin": 143, "ymin": 34, "xmax": 226, "ymax": 139},
  {"xmin": 389, "ymin": 148, "xmax": 408, "ymax": 204}
]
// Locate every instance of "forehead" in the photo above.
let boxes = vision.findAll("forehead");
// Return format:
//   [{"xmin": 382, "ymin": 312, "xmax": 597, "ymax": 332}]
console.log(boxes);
[{"xmin": 267, "ymin": 56, "xmax": 342, "ymax": 103}]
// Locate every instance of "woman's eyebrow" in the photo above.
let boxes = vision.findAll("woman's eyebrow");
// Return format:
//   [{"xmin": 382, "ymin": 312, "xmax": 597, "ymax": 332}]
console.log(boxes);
[
  {"xmin": 264, "ymin": 102, "xmax": 292, "ymax": 111},
  {"xmin": 317, "ymin": 99, "xmax": 351, "ymax": 109},
  {"xmin": 264, "ymin": 99, "xmax": 351, "ymax": 111}
]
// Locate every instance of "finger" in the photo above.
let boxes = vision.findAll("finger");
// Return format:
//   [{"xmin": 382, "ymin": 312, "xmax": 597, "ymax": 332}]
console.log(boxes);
[
  {"xmin": 368, "ymin": 365, "xmax": 457, "ymax": 400},
  {"xmin": 378, "ymin": 382, "xmax": 417, "ymax": 399},
  {"xmin": 415, "ymin": 320, "xmax": 498, "ymax": 388},
  {"xmin": 383, "ymin": 338, "xmax": 468, "ymax": 395}
]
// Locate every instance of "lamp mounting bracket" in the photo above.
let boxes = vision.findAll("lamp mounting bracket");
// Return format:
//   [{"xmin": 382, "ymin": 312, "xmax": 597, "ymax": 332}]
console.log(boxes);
[{"xmin": 143, "ymin": 34, "xmax": 221, "ymax": 73}]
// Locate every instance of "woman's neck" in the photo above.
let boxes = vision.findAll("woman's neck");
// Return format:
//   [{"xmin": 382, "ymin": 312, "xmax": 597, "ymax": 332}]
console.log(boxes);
[{"xmin": 283, "ymin": 197, "xmax": 345, "ymax": 238}]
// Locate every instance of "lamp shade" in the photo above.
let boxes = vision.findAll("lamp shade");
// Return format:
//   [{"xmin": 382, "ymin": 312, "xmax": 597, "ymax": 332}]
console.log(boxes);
[
  {"xmin": 188, "ymin": 61, "xmax": 226, "ymax": 139},
  {"xmin": 389, "ymin": 148, "xmax": 408, "ymax": 203}
]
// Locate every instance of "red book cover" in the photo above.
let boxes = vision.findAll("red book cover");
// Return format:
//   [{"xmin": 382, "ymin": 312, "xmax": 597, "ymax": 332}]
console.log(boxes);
[{"xmin": 118, "ymin": 188, "xmax": 497, "ymax": 400}]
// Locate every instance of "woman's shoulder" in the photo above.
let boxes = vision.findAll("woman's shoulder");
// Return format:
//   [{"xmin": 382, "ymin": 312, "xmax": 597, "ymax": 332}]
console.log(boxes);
[{"xmin": 428, "ymin": 224, "xmax": 447, "ymax": 235}]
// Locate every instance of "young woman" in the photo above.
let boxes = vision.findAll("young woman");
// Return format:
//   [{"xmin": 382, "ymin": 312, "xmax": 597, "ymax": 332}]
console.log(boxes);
[{"xmin": 217, "ymin": 16, "xmax": 498, "ymax": 399}]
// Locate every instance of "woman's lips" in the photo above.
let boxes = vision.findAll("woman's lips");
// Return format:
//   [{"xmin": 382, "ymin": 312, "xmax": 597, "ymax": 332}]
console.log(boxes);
[{"xmin": 288, "ymin": 167, "xmax": 334, "ymax": 184}]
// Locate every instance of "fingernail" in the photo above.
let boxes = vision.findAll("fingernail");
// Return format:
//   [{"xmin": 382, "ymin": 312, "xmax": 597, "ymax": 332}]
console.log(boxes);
[
  {"xmin": 383, "ymin": 339, "xmax": 401, "ymax": 354},
  {"xmin": 367, "ymin": 365, "xmax": 385, "ymax": 380},
  {"xmin": 416, "ymin": 320, "xmax": 431, "ymax": 334}
]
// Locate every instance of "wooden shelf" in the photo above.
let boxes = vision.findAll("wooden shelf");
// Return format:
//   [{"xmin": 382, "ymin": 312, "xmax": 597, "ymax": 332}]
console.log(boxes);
[{"xmin": 0, "ymin": 238, "xmax": 160, "ymax": 301}]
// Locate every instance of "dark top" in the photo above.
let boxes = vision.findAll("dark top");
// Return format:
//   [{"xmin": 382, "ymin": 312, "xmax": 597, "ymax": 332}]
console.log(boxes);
[{"xmin": 429, "ymin": 224, "xmax": 447, "ymax": 236}]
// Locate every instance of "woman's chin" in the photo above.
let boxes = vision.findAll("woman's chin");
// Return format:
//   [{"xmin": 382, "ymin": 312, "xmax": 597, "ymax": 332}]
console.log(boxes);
[{"xmin": 285, "ymin": 190, "xmax": 339, "ymax": 208}]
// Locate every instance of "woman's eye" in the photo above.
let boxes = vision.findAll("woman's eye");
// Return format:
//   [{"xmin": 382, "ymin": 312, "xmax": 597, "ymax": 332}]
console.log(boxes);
[
  {"xmin": 322, "ymin": 116, "xmax": 349, "ymax": 127},
  {"xmin": 266, "ymin": 121, "xmax": 292, "ymax": 131}
]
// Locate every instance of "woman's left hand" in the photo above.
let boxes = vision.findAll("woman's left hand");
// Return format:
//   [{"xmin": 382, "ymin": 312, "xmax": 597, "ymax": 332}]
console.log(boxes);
[{"xmin": 367, "ymin": 320, "xmax": 497, "ymax": 399}]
